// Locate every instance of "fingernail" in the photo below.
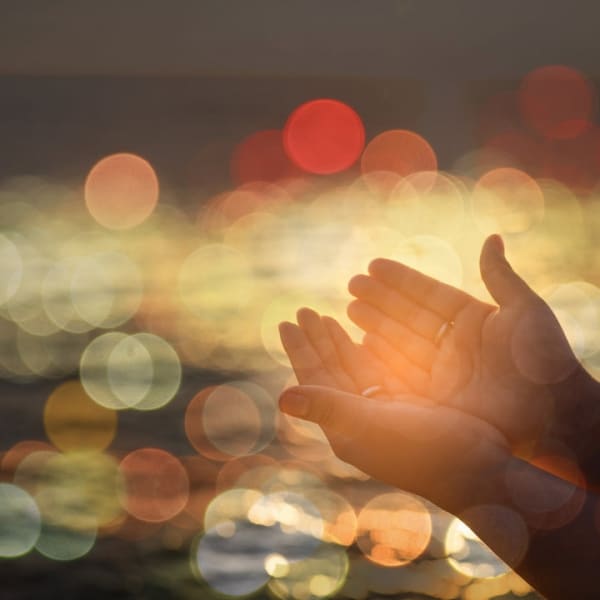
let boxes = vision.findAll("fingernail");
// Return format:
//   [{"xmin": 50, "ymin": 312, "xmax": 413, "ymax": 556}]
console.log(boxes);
[{"xmin": 279, "ymin": 392, "xmax": 309, "ymax": 417}]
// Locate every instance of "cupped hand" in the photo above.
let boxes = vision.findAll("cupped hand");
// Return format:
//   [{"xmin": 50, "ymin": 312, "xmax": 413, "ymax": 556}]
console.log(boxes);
[
  {"xmin": 278, "ymin": 306, "xmax": 511, "ymax": 513},
  {"xmin": 279, "ymin": 383, "xmax": 510, "ymax": 514},
  {"xmin": 347, "ymin": 234, "xmax": 597, "ymax": 454}
]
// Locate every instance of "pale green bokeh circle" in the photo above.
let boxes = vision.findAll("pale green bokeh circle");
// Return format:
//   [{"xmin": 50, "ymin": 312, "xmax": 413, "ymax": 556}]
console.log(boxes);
[
  {"xmin": 35, "ymin": 523, "xmax": 96, "ymax": 561},
  {"xmin": 0, "ymin": 483, "xmax": 41, "ymax": 558},
  {"xmin": 81, "ymin": 332, "xmax": 181, "ymax": 411}
]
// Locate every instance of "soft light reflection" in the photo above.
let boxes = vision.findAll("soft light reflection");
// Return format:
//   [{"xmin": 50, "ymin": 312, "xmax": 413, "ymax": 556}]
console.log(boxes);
[
  {"xmin": 80, "ymin": 332, "xmax": 181, "ymax": 411},
  {"xmin": 519, "ymin": 65, "xmax": 595, "ymax": 140},
  {"xmin": 85, "ymin": 153, "xmax": 159, "ymax": 230},
  {"xmin": 361, "ymin": 129, "xmax": 437, "ymax": 178},
  {"xmin": 43, "ymin": 380, "xmax": 117, "ymax": 452},
  {"xmin": 200, "ymin": 381, "xmax": 277, "ymax": 458},
  {"xmin": 0, "ymin": 483, "xmax": 41, "ymax": 558},
  {"xmin": 35, "ymin": 522, "xmax": 96, "ymax": 561},
  {"xmin": 118, "ymin": 448, "xmax": 189, "ymax": 523},
  {"xmin": 472, "ymin": 167, "xmax": 544, "ymax": 234},
  {"xmin": 283, "ymin": 99, "xmax": 365, "ymax": 174},
  {"xmin": 356, "ymin": 492, "xmax": 432, "ymax": 567}
]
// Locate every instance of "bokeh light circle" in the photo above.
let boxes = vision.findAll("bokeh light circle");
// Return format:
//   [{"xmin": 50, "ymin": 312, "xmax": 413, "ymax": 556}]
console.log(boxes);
[
  {"xmin": 519, "ymin": 65, "xmax": 595, "ymax": 140},
  {"xmin": 85, "ymin": 153, "xmax": 159, "ymax": 229},
  {"xmin": 185, "ymin": 382, "xmax": 278, "ymax": 461},
  {"xmin": 35, "ymin": 522, "xmax": 96, "ymax": 561},
  {"xmin": 0, "ymin": 483, "xmax": 41, "ymax": 557},
  {"xmin": 44, "ymin": 380, "xmax": 117, "ymax": 452},
  {"xmin": 472, "ymin": 167, "xmax": 544, "ymax": 234},
  {"xmin": 119, "ymin": 448, "xmax": 189, "ymax": 523},
  {"xmin": 34, "ymin": 452, "xmax": 123, "ymax": 531},
  {"xmin": 283, "ymin": 99, "xmax": 365, "ymax": 174},
  {"xmin": 356, "ymin": 492, "xmax": 432, "ymax": 567},
  {"xmin": 81, "ymin": 332, "xmax": 181, "ymax": 411},
  {"xmin": 268, "ymin": 542, "xmax": 349, "ymax": 600},
  {"xmin": 361, "ymin": 129, "xmax": 437, "ymax": 177}
]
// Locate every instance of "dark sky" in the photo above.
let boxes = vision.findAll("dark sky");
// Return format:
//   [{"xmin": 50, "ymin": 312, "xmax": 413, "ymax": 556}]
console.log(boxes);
[
  {"xmin": 2, "ymin": 1, "xmax": 600, "ymax": 182},
  {"xmin": 1, "ymin": 1, "xmax": 600, "ymax": 80}
]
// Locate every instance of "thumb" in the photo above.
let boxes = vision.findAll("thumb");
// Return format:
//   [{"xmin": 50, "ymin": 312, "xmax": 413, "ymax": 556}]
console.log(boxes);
[
  {"xmin": 480, "ymin": 234, "xmax": 533, "ymax": 307},
  {"xmin": 279, "ymin": 385, "xmax": 371, "ymax": 436}
]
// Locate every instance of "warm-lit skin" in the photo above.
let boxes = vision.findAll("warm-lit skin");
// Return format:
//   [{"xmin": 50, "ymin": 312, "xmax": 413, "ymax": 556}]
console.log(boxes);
[
  {"xmin": 347, "ymin": 234, "xmax": 600, "ymax": 464},
  {"xmin": 279, "ymin": 303, "xmax": 600, "ymax": 600},
  {"xmin": 279, "ymin": 312, "xmax": 511, "ymax": 514}
]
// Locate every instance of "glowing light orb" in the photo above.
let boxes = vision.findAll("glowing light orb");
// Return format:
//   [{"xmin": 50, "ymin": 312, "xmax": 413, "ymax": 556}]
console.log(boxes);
[
  {"xmin": 193, "ymin": 524, "xmax": 271, "ymax": 597},
  {"xmin": 34, "ymin": 452, "xmax": 123, "ymax": 531},
  {"xmin": 267, "ymin": 543, "xmax": 349, "ymax": 600},
  {"xmin": 231, "ymin": 129, "xmax": 301, "ymax": 184},
  {"xmin": 80, "ymin": 332, "xmax": 181, "ymax": 411},
  {"xmin": 44, "ymin": 380, "xmax": 117, "ymax": 452},
  {"xmin": 361, "ymin": 129, "xmax": 437, "ymax": 178},
  {"xmin": 283, "ymin": 99, "xmax": 365, "ymax": 174},
  {"xmin": 0, "ymin": 483, "xmax": 41, "ymax": 558},
  {"xmin": 119, "ymin": 448, "xmax": 189, "ymax": 523},
  {"xmin": 185, "ymin": 382, "xmax": 277, "ymax": 461},
  {"xmin": 472, "ymin": 167, "xmax": 544, "ymax": 234},
  {"xmin": 356, "ymin": 492, "xmax": 431, "ymax": 567},
  {"xmin": 519, "ymin": 65, "xmax": 595, "ymax": 140},
  {"xmin": 85, "ymin": 153, "xmax": 159, "ymax": 229},
  {"xmin": 35, "ymin": 522, "xmax": 96, "ymax": 561}
]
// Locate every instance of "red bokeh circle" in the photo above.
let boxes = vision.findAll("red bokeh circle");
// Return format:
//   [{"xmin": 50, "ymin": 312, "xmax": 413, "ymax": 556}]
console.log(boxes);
[{"xmin": 283, "ymin": 99, "xmax": 365, "ymax": 174}]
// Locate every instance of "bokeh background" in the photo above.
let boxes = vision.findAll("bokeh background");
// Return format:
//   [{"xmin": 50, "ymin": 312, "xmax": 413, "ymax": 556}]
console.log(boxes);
[{"xmin": 2, "ymin": 1, "xmax": 600, "ymax": 598}]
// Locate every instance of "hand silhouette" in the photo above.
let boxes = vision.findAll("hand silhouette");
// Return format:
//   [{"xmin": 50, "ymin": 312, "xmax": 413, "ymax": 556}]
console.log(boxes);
[
  {"xmin": 278, "ymin": 309, "xmax": 510, "ymax": 514},
  {"xmin": 347, "ymin": 234, "xmax": 599, "ymax": 458}
]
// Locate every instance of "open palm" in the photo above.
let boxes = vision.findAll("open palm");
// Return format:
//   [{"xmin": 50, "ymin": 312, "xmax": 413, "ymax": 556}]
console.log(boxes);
[
  {"xmin": 278, "ymin": 307, "xmax": 510, "ymax": 513},
  {"xmin": 347, "ymin": 234, "xmax": 594, "ymax": 453}
]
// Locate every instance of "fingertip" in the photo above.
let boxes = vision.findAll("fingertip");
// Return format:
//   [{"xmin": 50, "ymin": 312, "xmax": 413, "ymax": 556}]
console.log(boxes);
[
  {"xmin": 320, "ymin": 314, "xmax": 338, "ymax": 329},
  {"xmin": 348, "ymin": 273, "xmax": 370, "ymax": 296},
  {"xmin": 485, "ymin": 233, "xmax": 505, "ymax": 257},
  {"xmin": 368, "ymin": 257, "xmax": 388, "ymax": 276},
  {"xmin": 278, "ymin": 321, "xmax": 297, "ymax": 333},
  {"xmin": 279, "ymin": 387, "xmax": 309, "ymax": 417},
  {"xmin": 296, "ymin": 306, "xmax": 318, "ymax": 324},
  {"xmin": 346, "ymin": 299, "xmax": 362, "ymax": 321}
]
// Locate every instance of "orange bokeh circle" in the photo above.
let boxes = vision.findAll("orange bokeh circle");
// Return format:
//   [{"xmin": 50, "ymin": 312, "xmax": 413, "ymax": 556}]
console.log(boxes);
[
  {"xmin": 361, "ymin": 129, "xmax": 437, "ymax": 178},
  {"xmin": 44, "ymin": 380, "xmax": 117, "ymax": 452},
  {"xmin": 119, "ymin": 448, "xmax": 189, "ymax": 523},
  {"xmin": 356, "ymin": 492, "xmax": 432, "ymax": 567},
  {"xmin": 85, "ymin": 152, "xmax": 159, "ymax": 229}
]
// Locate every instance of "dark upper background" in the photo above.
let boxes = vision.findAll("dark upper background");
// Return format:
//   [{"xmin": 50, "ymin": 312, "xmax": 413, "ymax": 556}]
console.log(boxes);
[{"xmin": 1, "ymin": 0, "xmax": 600, "ymax": 190}]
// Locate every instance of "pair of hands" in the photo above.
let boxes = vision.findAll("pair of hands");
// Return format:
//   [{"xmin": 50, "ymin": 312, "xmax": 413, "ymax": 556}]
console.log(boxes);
[{"xmin": 278, "ymin": 234, "xmax": 597, "ymax": 514}]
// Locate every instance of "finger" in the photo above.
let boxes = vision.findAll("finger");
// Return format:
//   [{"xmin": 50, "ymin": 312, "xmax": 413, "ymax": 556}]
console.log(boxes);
[
  {"xmin": 364, "ymin": 332, "xmax": 430, "ymax": 395},
  {"xmin": 296, "ymin": 308, "xmax": 357, "ymax": 392},
  {"xmin": 278, "ymin": 322, "xmax": 338, "ymax": 387},
  {"xmin": 349, "ymin": 273, "xmax": 446, "ymax": 341},
  {"xmin": 348, "ymin": 300, "xmax": 437, "ymax": 370},
  {"xmin": 320, "ymin": 315, "xmax": 386, "ymax": 391},
  {"xmin": 321, "ymin": 315, "xmax": 413, "ymax": 394},
  {"xmin": 480, "ymin": 234, "xmax": 535, "ymax": 307},
  {"xmin": 279, "ymin": 385, "xmax": 443, "ymax": 442},
  {"xmin": 279, "ymin": 385, "xmax": 374, "ymax": 435},
  {"xmin": 368, "ymin": 258, "xmax": 471, "ymax": 320}
]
